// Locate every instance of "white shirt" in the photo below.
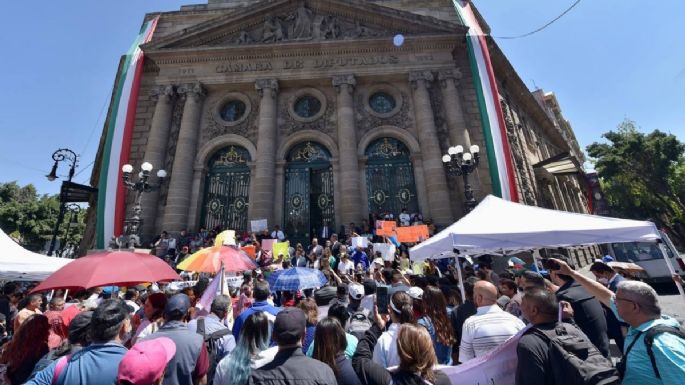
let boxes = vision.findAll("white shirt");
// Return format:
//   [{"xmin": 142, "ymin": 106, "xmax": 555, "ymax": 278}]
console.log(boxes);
[
  {"xmin": 338, "ymin": 259, "xmax": 355, "ymax": 274},
  {"xmin": 214, "ymin": 346, "xmax": 278, "ymax": 385},
  {"xmin": 459, "ymin": 304, "xmax": 525, "ymax": 362},
  {"xmin": 373, "ymin": 323, "xmax": 400, "ymax": 368},
  {"xmin": 271, "ymin": 230, "xmax": 285, "ymax": 241},
  {"xmin": 399, "ymin": 213, "xmax": 411, "ymax": 226}
]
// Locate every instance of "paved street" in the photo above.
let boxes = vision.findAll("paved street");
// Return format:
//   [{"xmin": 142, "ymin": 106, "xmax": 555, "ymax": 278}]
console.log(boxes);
[{"xmin": 655, "ymin": 284, "xmax": 685, "ymax": 324}]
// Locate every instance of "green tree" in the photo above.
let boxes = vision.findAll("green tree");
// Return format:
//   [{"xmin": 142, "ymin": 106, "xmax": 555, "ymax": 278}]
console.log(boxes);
[
  {"xmin": 0, "ymin": 181, "xmax": 60, "ymax": 251},
  {"xmin": 586, "ymin": 119, "xmax": 685, "ymax": 248}
]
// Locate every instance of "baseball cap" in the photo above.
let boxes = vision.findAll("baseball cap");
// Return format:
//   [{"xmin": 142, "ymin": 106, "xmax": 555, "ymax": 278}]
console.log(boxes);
[
  {"xmin": 273, "ymin": 307, "xmax": 306, "ymax": 345},
  {"xmin": 348, "ymin": 284, "xmax": 364, "ymax": 300},
  {"xmin": 362, "ymin": 279, "xmax": 377, "ymax": 295},
  {"xmin": 407, "ymin": 287, "xmax": 424, "ymax": 300},
  {"xmin": 118, "ymin": 337, "xmax": 176, "ymax": 385},
  {"xmin": 372, "ymin": 258, "xmax": 384, "ymax": 266},
  {"xmin": 164, "ymin": 293, "xmax": 191, "ymax": 317},
  {"xmin": 68, "ymin": 311, "xmax": 93, "ymax": 344}
]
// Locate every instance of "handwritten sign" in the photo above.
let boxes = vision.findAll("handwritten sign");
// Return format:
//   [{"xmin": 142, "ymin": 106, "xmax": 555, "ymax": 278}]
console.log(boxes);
[
  {"xmin": 273, "ymin": 241, "xmax": 290, "ymax": 261},
  {"xmin": 261, "ymin": 239, "xmax": 277, "ymax": 252},
  {"xmin": 250, "ymin": 219, "xmax": 268, "ymax": 232},
  {"xmin": 375, "ymin": 220, "xmax": 397, "ymax": 236},
  {"xmin": 351, "ymin": 237, "xmax": 369, "ymax": 248}
]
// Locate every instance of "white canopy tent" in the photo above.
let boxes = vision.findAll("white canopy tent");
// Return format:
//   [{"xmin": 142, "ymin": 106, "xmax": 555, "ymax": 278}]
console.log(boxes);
[
  {"xmin": 410, "ymin": 195, "xmax": 661, "ymax": 261},
  {"xmin": 0, "ymin": 229, "xmax": 73, "ymax": 281}
]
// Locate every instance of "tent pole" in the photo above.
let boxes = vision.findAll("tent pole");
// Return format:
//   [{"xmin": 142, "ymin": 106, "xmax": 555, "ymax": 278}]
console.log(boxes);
[
  {"xmin": 656, "ymin": 240, "xmax": 685, "ymax": 303},
  {"xmin": 63, "ymin": 289, "xmax": 68, "ymax": 301},
  {"xmin": 453, "ymin": 249, "xmax": 466, "ymax": 302}
]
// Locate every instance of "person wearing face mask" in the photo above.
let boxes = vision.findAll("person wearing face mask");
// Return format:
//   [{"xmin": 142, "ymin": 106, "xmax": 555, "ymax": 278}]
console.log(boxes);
[{"xmin": 590, "ymin": 261, "xmax": 627, "ymax": 352}]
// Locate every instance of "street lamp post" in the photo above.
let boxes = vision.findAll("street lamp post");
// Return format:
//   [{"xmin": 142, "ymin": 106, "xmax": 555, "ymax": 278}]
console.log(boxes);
[
  {"xmin": 119, "ymin": 162, "xmax": 167, "ymax": 249},
  {"xmin": 59, "ymin": 203, "xmax": 81, "ymax": 257},
  {"xmin": 442, "ymin": 144, "xmax": 480, "ymax": 213},
  {"xmin": 46, "ymin": 148, "xmax": 78, "ymax": 256}
]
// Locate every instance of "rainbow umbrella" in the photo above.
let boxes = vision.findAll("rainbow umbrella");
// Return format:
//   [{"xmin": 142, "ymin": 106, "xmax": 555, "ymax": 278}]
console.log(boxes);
[{"xmin": 177, "ymin": 245, "xmax": 256, "ymax": 273}]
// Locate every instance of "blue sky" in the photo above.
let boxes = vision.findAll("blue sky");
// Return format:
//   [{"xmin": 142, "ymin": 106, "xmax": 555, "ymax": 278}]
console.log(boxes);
[{"xmin": 0, "ymin": 0, "xmax": 683, "ymax": 196}]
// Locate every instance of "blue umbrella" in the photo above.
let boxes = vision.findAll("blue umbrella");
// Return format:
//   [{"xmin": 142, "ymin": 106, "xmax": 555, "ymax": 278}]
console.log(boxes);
[{"xmin": 267, "ymin": 267, "xmax": 327, "ymax": 291}]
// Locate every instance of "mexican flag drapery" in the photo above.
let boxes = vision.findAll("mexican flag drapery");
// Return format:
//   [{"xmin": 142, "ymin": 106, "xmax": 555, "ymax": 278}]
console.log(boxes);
[
  {"xmin": 453, "ymin": 1, "xmax": 519, "ymax": 202},
  {"xmin": 96, "ymin": 17, "xmax": 159, "ymax": 248}
]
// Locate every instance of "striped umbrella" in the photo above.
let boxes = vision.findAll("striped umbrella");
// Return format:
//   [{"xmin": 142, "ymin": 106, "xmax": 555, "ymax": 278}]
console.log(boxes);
[
  {"xmin": 267, "ymin": 267, "xmax": 327, "ymax": 291},
  {"xmin": 177, "ymin": 245, "xmax": 256, "ymax": 273}
]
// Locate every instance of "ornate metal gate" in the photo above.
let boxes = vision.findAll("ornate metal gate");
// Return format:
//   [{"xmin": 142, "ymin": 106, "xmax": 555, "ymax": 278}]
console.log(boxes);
[
  {"xmin": 284, "ymin": 142, "xmax": 335, "ymax": 247},
  {"xmin": 200, "ymin": 146, "xmax": 251, "ymax": 231},
  {"xmin": 365, "ymin": 138, "xmax": 419, "ymax": 216}
]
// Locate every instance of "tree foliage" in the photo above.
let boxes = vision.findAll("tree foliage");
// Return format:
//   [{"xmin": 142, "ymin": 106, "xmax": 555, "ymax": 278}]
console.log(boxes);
[{"xmin": 586, "ymin": 119, "xmax": 685, "ymax": 248}]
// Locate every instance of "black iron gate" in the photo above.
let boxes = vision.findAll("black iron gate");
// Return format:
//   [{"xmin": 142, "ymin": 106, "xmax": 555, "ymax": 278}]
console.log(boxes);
[
  {"xmin": 365, "ymin": 138, "xmax": 419, "ymax": 216},
  {"xmin": 201, "ymin": 146, "xmax": 251, "ymax": 231},
  {"xmin": 284, "ymin": 142, "xmax": 335, "ymax": 247}
]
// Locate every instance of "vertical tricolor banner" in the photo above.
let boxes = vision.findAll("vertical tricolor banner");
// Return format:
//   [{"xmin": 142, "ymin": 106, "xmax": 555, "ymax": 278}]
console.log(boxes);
[
  {"xmin": 96, "ymin": 16, "xmax": 159, "ymax": 249},
  {"xmin": 453, "ymin": 1, "xmax": 519, "ymax": 202}
]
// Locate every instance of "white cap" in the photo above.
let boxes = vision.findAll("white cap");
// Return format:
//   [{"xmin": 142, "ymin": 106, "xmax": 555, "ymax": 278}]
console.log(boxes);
[
  {"xmin": 407, "ymin": 287, "xmax": 423, "ymax": 300},
  {"xmin": 373, "ymin": 258, "xmax": 384, "ymax": 265},
  {"xmin": 348, "ymin": 284, "xmax": 364, "ymax": 300}
]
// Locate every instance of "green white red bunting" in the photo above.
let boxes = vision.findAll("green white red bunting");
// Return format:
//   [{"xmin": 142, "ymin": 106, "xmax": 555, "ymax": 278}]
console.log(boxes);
[
  {"xmin": 453, "ymin": 1, "xmax": 518, "ymax": 202},
  {"xmin": 96, "ymin": 16, "xmax": 159, "ymax": 248}
]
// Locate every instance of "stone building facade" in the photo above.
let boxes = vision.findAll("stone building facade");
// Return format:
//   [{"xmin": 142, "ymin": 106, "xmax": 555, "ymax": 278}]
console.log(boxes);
[{"xmin": 90, "ymin": 0, "xmax": 591, "ymax": 251}]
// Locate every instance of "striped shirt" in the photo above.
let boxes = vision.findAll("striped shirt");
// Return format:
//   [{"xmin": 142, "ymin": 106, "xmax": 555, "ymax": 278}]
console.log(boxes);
[{"xmin": 459, "ymin": 304, "xmax": 525, "ymax": 362}]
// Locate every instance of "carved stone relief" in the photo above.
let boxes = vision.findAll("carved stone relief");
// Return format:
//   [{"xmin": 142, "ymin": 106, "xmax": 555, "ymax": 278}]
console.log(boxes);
[
  {"xmin": 202, "ymin": 95, "xmax": 256, "ymax": 146},
  {"xmin": 355, "ymin": 91, "xmax": 411, "ymax": 134},
  {"xmin": 278, "ymin": 92, "xmax": 335, "ymax": 135}
]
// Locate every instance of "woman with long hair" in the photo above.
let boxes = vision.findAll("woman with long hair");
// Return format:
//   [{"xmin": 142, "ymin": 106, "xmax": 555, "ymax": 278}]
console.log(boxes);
[
  {"xmin": 131, "ymin": 292, "xmax": 167, "ymax": 344},
  {"xmin": 297, "ymin": 298, "xmax": 318, "ymax": 354},
  {"xmin": 418, "ymin": 286, "xmax": 456, "ymax": 364},
  {"xmin": 353, "ymin": 318, "xmax": 450, "ymax": 385},
  {"xmin": 372, "ymin": 291, "xmax": 414, "ymax": 368},
  {"xmin": 214, "ymin": 311, "xmax": 277, "ymax": 385},
  {"xmin": 0, "ymin": 314, "xmax": 50, "ymax": 384},
  {"xmin": 312, "ymin": 317, "xmax": 363, "ymax": 385}
]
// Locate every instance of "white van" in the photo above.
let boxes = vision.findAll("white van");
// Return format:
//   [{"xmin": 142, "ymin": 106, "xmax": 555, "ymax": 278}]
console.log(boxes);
[{"xmin": 605, "ymin": 232, "xmax": 685, "ymax": 284}]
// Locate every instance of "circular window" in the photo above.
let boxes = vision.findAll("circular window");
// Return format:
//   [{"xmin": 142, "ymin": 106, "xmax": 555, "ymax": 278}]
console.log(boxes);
[
  {"xmin": 293, "ymin": 95, "xmax": 322, "ymax": 118},
  {"xmin": 369, "ymin": 92, "xmax": 396, "ymax": 114},
  {"xmin": 220, "ymin": 100, "xmax": 246, "ymax": 122}
]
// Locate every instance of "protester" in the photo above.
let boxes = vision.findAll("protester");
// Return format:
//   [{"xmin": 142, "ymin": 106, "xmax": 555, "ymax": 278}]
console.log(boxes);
[
  {"xmin": 449, "ymin": 276, "xmax": 478, "ymax": 363},
  {"xmin": 232, "ymin": 280, "xmax": 280, "ymax": 341},
  {"xmin": 590, "ymin": 261, "xmax": 627, "ymax": 351},
  {"xmin": 27, "ymin": 299, "xmax": 131, "ymax": 385},
  {"xmin": 250, "ymin": 308, "xmax": 337, "ymax": 385},
  {"xmin": 459, "ymin": 281, "xmax": 525, "ymax": 362},
  {"xmin": 187, "ymin": 295, "xmax": 236, "ymax": 363},
  {"xmin": 353, "ymin": 315, "xmax": 450, "ymax": 385},
  {"xmin": 372, "ymin": 291, "xmax": 414, "ymax": 368},
  {"xmin": 548, "ymin": 257, "xmax": 610, "ymax": 357},
  {"xmin": 13, "ymin": 293, "xmax": 42, "ymax": 331},
  {"xmin": 215, "ymin": 312, "xmax": 277, "ymax": 385},
  {"xmin": 312, "ymin": 317, "xmax": 363, "ymax": 385},
  {"xmin": 29, "ymin": 311, "xmax": 93, "ymax": 379},
  {"xmin": 297, "ymin": 298, "xmax": 318, "ymax": 354},
  {"xmin": 552, "ymin": 258, "xmax": 685, "ymax": 385},
  {"xmin": 306, "ymin": 302, "xmax": 359, "ymax": 358},
  {"xmin": 418, "ymin": 286, "xmax": 456, "ymax": 365},
  {"xmin": 132, "ymin": 292, "xmax": 167, "ymax": 344},
  {"xmin": 124, "ymin": 289, "xmax": 141, "ymax": 314},
  {"xmin": 387, "ymin": 269, "xmax": 410, "ymax": 298},
  {"xmin": 117, "ymin": 337, "xmax": 176, "ymax": 385},
  {"xmin": 498, "ymin": 279, "xmax": 517, "ymax": 310},
  {"xmin": 351, "ymin": 246, "xmax": 370, "ymax": 271},
  {"xmin": 44, "ymin": 296, "xmax": 68, "ymax": 349},
  {"xmin": 346, "ymin": 283, "xmax": 372, "ymax": 339},
  {"xmin": 0, "ymin": 314, "xmax": 49, "ymax": 384}
]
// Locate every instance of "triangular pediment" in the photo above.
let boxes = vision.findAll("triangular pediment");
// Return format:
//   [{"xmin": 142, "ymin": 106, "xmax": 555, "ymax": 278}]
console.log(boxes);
[{"xmin": 144, "ymin": 0, "xmax": 465, "ymax": 50}]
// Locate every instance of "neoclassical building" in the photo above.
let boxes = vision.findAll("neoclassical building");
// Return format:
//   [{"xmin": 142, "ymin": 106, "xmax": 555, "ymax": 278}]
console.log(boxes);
[{"xmin": 88, "ymin": 0, "xmax": 590, "ymax": 249}]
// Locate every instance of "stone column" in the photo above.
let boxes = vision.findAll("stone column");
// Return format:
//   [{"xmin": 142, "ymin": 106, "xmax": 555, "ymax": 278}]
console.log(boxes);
[
  {"xmin": 272, "ymin": 161, "xmax": 285, "ymax": 228},
  {"xmin": 162, "ymin": 82, "xmax": 206, "ymax": 233},
  {"xmin": 140, "ymin": 85, "xmax": 175, "ymax": 240},
  {"xmin": 409, "ymin": 70, "xmax": 453, "ymax": 227},
  {"xmin": 186, "ymin": 164, "xmax": 206, "ymax": 232},
  {"xmin": 332, "ymin": 74, "xmax": 362, "ymax": 225},
  {"xmin": 438, "ymin": 68, "xmax": 472, "ymax": 148},
  {"xmin": 249, "ymin": 79, "xmax": 279, "ymax": 226}
]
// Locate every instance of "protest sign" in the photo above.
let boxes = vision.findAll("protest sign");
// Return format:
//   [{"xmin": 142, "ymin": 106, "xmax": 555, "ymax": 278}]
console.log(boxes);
[
  {"xmin": 261, "ymin": 239, "xmax": 277, "ymax": 252},
  {"xmin": 396, "ymin": 227, "xmax": 415, "ymax": 243},
  {"xmin": 442, "ymin": 326, "xmax": 529, "ymax": 385},
  {"xmin": 414, "ymin": 225, "xmax": 430, "ymax": 241},
  {"xmin": 351, "ymin": 236, "xmax": 369, "ymax": 248},
  {"xmin": 225, "ymin": 275, "xmax": 243, "ymax": 288},
  {"xmin": 214, "ymin": 230, "xmax": 236, "ymax": 246},
  {"xmin": 273, "ymin": 241, "xmax": 290, "ymax": 261},
  {"xmin": 375, "ymin": 220, "xmax": 397, "ymax": 236},
  {"xmin": 373, "ymin": 243, "xmax": 396, "ymax": 261},
  {"xmin": 250, "ymin": 219, "xmax": 268, "ymax": 232},
  {"xmin": 240, "ymin": 245, "xmax": 256, "ymax": 259}
]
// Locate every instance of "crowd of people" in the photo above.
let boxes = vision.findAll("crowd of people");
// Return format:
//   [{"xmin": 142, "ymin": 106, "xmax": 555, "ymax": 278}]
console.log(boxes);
[{"xmin": 1, "ymin": 221, "xmax": 685, "ymax": 385}]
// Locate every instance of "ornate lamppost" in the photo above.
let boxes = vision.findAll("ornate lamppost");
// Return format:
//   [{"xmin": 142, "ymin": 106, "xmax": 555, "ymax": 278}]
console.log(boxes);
[
  {"xmin": 46, "ymin": 148, "xmax": 78, "ymax": 256},
  {"xmin": 59, "ymin": 203, "xmax": 81, "ymax": 257},
  {"xmin": 119, "ymin": 162, "xmax": 167, "ymax": 248},
  {"xmin": 442, "ymin": 144, "xmax": 480, "ymax": 213}
]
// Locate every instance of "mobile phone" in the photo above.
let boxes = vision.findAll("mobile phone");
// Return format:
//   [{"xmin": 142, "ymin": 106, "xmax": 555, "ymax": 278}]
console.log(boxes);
[{"xmin": 377, "ymin": 286, "xmax": 389, "ymax": 314}]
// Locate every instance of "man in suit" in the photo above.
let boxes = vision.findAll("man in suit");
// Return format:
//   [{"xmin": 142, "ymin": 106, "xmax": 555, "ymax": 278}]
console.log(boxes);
[{"xmin": 320, "ymin": 221, "xmax": 331, "ymax": 241}]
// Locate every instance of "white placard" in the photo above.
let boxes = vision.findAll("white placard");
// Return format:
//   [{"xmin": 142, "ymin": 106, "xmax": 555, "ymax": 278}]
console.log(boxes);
[
  {"xmin": 351, "ymin": 236, "xmax": 369, "ymax": 248},
  {"xmin": 373, "ymin": 243, "xmax": 396, "ymax": 261},
  {"xmin": 250, "ymin": 219, "xmax": 268, "ymax": 232}
]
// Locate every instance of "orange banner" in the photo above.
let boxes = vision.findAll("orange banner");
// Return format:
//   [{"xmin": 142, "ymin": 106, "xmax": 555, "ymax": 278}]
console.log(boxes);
[
  {"xmin": 395, "ymin": 227, "xmax": 415, "ymax": 243},
  {"xmin": 375, "ymin": 220, "xmax": 397, "ymax": 236},
  {"xmin": 240, "ymin": 245, "xmax": 256, "ymax": 259}
]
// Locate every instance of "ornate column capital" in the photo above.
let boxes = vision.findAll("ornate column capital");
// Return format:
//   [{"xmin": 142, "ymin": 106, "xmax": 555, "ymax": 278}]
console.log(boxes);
[
  {"xmin": 150, "ymin": 84, "xmax": 176, "ymax": 103},
  {"xmin": 409, "ymin": 70, "xmax": 434, "ymax": 89},
  {"xmin": 438, "ymin": 68, "xmax": 462, "ymax": 88},
  {"xmin": 332, "ymin": 74, "xmax": 356, "ymax": 94},
  {"xmin": 255, "ymin": 78, "xmax": 279, "ymax": 98},
  {"xmin": 178, "ymin": 82, "xmax": 206, "ymax": 102}
]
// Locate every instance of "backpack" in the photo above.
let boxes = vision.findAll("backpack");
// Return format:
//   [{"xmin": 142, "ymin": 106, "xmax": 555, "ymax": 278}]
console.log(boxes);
[
  {"xmin": 643, "ymin": 325, "xmax": 685, "ymax": 379},
  {"xmin": 533, "ymin": 323, "xmax": 620, "ymax": 385},
  {"xmin": 347, "ymin": 307, "xmax": 372, "ymax": 340},
  {"xmin": 196, "ymin": 318, "xmax": 232, "ymax": 385}
]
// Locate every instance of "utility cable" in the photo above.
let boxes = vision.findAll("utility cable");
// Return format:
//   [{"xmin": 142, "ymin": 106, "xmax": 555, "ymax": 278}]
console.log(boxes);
[{"xmin": 492, "ymin": 0, "xmax": 582, "ymax": 40}]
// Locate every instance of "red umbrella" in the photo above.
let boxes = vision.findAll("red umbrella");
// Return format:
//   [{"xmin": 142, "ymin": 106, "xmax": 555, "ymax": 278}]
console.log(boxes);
[
  {"xmin": 176, "ymin": 245, "xmax": 257, "ymax": 273},
  {"xmin": 31, "ymin": 250, "xmax": 180, "ymax": 293}
]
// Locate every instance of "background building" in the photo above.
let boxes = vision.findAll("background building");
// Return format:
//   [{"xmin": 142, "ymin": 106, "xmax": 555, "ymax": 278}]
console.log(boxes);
[{"xmin": 85, "ymin": 0, "xmax": 591, "ymax": 256}]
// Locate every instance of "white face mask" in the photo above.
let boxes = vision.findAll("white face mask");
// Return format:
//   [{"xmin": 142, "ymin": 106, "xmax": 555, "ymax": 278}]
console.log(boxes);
[{"xmin": 597, "ymin": 277, "xmax": 609, "ymax": 285}]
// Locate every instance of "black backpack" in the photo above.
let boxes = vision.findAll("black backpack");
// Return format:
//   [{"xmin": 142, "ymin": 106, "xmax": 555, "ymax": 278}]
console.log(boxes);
[
  {"xmin": 347, "ymin": 308, "xmax": 372, "ymax": 340},
  {"xmin": 642, "ymin": 325, "xmax": 685, "ymax": 379},
  {"xmin": 196, "ymin": 318, "xmax": 232, "ymax": 385},
  {"xmin": 533, "ymin": 323, "xmax": 620, "ymax": 385}
]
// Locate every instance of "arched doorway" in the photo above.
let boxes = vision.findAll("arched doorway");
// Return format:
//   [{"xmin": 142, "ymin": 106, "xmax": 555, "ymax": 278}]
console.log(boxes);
[
  {"xmin": 284, "ymin": 141, "xmax": 335, "ymax": 247},
  {"xmin": 365, "ymin": 137, "xmax": 419, "ymax": 217},
  {"xmin": 200, "ymin": 145, "xmax": 251, "ymax": 231}
]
